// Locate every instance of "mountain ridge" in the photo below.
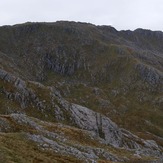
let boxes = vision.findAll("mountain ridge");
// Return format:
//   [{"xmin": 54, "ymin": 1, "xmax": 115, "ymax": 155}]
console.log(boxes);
[{"xmin": 0, "ymin": 21, "xmax": 163, "ymax": 162}]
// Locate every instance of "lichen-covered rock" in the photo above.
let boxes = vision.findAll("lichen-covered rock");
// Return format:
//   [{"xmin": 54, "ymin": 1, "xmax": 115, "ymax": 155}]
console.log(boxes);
[
  {"xmin": 69, "ymin": 103, "xmax": 123, "ymax": 147},
  {"xmin": 136, "ymin": 63, "xmax": 163, "ymax": 90},
  {"xmin": 55, "ymin": 98, "xmax": 162, "ymax": 158},
  {"xmin": 27, "ymin": 133, "xmax": 121, "ymax": 162}
]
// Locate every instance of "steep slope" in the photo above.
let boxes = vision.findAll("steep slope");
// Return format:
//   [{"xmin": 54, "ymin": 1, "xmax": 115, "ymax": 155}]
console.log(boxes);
[
  {"xmin": 0, "ymin": 21, "xmax": 163, "ymax": 162},
  {"xmin": 0, "ymin": 69, "xmax": 163, "ymax": 162}
]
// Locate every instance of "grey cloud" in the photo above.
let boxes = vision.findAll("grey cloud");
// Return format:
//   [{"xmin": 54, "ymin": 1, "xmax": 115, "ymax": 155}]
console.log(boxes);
[{"xmin": 0, "ymin": 0, "xmax": 162, "ymax": 31}]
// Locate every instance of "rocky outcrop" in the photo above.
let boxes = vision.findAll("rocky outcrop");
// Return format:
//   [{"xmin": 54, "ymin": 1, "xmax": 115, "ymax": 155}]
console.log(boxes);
[
  {"xmin": 0, "ymin": 68, "xmax": 162, "ymax": 161},
  {"xmin": 63, "ymin": 103, "xmax": 123, "ymax": 147},
  {"xmin": 44, "ymin": 47, "xmax": 85, "ymax": 75},
  {"xmin": 136, "ymin": 63, "xmax": 163, "ymax": 90},
  {"xmin": 0, "ymin": 111, "xmax": 162, "ymax": 162},
  {"xmin": 27, "ymin": 134, "xmax": 121, "ymax": 162},
  {"xmin": 0, "ymin": 114, "xmax": 123, "ymax": 162},
  {"xmin": 2, "ymin": 112, "xmax": 163, "ymax": 162},
  {"xmin": 0, "ymin": 69, "xmax": 47, "ymax": 110},
  {"xmin": 55, "ymin": 99, "xmax": 163, "ymax": 158}
]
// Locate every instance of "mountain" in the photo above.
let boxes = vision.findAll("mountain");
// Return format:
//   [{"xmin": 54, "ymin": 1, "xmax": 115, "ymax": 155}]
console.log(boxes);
[{"xmin": 0, "ymin": 21, "xmax": 163, "ymax": 162}]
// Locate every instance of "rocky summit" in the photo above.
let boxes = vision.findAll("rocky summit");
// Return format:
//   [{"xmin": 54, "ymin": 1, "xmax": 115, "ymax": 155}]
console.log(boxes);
[{"xmin": 0, "ymin": 21, "xmax": 163, "ymax": 162}]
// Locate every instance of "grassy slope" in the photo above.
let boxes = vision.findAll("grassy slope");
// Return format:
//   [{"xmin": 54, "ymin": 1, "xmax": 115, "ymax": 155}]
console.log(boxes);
[{"xmin": 0, "ymin": 22, "xmax": 163, "ymax": 162}]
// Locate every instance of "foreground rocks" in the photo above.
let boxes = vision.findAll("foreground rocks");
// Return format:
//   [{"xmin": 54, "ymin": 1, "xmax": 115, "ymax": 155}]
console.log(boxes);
[
  {"xmin": 0, "ymin": 113, "xmax": 163, "ymax": 162},
  {"xmin": 0, "ymin": 68, "xmax": 163, "ymax": 162}
]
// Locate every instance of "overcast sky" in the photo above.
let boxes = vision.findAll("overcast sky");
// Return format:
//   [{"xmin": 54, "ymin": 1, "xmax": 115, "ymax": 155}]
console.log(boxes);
[{"xmin": 0, "ymin": 0, "xmax": 163, "ymax": 31}]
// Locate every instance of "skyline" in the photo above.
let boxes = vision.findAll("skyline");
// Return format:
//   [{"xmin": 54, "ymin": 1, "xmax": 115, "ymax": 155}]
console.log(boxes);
[{"xmin": 0, "ymin": 0, "xmax": 163, "ymax": 31}]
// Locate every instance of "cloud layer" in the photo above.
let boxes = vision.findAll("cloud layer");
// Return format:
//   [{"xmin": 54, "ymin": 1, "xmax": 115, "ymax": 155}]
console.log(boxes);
[{"xmin": 0, "ymin": 0, "xmax": 162, "ymax": 31}]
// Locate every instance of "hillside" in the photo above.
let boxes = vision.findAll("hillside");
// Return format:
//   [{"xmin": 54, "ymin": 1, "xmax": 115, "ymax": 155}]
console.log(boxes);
[{"xmin": 0, "ymin": 21, "xmax": 163, "ymax": 162}]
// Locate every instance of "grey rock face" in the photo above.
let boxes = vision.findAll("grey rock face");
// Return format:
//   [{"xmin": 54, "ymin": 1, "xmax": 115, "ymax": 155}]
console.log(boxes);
[
  {"xmin": 0, "ymin": 69, "xmax": 16, "ymax": 82},
  {"xmin": 44, "ymin": 47, "xmax": 84, "ymax": 75},
  {"xmin": 69, "ymin": 104, "xmax": 123, "ymax": 147},
  {"xmin": 27, "ymin": 133, "xmax": 121, "ymax": 162},
  {"xmin": 0, "ymin": 68, "xmax": 162, "ymax": 161},
  {"xmin": 136, "ymin": 64, "xmax": 163, "ymax": 90},
  {"xmin": 10, "ymin": 113, "xmax": 43, "ymax": 131},
  {"xmin": 55, "ymin": 98, "xmax": 162, "ymax": 158},
  {"xmin": 0, "ymin": 69, "xmax": 47, "ymax": 110},
  {"xmin": 4, "ymin": 113, "xmax": 121, "ymax": 162}
]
